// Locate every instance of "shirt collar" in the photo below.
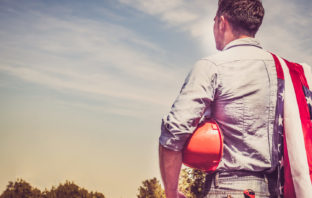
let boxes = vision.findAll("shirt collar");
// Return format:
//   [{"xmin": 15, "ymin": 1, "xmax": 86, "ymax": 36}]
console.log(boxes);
[{"xmin": 223, "ymin": 37, "xmax": 262, "ymax": 51}]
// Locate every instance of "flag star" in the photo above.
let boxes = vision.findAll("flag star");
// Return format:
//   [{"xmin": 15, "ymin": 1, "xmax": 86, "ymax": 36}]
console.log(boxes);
[
  {"xmin": 280, "ymin": 157, "xmax": 284, "ymax": 166},
  {"xmin": 278, "ymin": 114, "xmax": 283, "ymax": 126},
  {"xmin": 279, "ymin": 185, "xmax": 284, "ymax": 194},
  {"xmin": 280, "ymin": 90, "xmax": 285, "ymax": 101},
  {"xmin": 306, "ymin": 96, "xmax": 312, "ymax": 106}
]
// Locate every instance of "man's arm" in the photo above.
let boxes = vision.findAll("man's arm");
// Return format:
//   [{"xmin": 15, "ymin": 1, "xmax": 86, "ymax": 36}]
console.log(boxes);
[
  {"xmin": 159, "ymin": 144, "xmax": 185, "ymax": 198},
  {"xmin": 158, "ymin": 60, "xmax": 217, "ymax": 197}
]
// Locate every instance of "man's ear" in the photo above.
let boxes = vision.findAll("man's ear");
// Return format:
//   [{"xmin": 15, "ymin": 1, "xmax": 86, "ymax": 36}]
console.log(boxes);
[{"xmin": 219, "ymin": 15, "xmax": 226, "ymax": 32}]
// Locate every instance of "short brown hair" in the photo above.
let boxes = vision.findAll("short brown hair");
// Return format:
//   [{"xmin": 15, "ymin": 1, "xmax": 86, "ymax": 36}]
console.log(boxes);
[{"xmin": 216, "ymin": 0, "xmax": 264, "ymax": 37}]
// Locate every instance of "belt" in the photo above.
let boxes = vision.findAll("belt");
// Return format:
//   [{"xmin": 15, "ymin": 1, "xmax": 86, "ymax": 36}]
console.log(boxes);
[{"xmin": 204, "ymin": 169, "xmax": 279, "ymax": 197}]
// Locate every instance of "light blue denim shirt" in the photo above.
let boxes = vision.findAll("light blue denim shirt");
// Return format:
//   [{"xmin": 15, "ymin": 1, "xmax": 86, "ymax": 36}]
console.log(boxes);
[{"xmin": 159, "ymin": 37, "xmax": 279, "ymax": 172}]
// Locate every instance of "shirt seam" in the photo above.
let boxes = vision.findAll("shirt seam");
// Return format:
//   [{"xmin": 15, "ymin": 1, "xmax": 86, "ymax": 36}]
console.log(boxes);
[
  {"xmin": 209, "ymin": 59, "xmax": 273, "ymax": 68},
  {"xmin": 263, "ymin": 60, "xmax": 273, "ymax": 165},
  {"xmin": 197, "ymin": 58, "xmax": 221, "ymax": 100}
]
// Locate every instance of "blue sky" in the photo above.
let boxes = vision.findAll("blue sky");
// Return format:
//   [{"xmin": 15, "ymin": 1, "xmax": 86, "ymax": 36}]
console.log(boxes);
[{"xmin": 0, "ymin": 0, "xmax": 311, "ymax": 197}]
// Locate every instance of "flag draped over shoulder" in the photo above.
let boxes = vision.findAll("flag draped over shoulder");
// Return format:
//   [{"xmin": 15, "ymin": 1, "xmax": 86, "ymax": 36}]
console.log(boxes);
[{"xmin": 272, "ymin": 54, "xmax": 312, "ymax": 198}]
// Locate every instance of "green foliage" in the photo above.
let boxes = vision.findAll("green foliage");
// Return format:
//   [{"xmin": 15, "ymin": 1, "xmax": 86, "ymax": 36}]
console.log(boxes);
[
  {"xmin": 137, "ymin": 168, "xmax": 206, "ymax": 198},
  {"xmin": 0, "ymin": 179, "xmax": 105, "ymax": 198},
  {"xmin": 137, "ymin": 177, "xmax": 165, "ymax": 198},
  {"xmin": 179, "ymin": 168, "xmax": 206, "ymax": 198}
]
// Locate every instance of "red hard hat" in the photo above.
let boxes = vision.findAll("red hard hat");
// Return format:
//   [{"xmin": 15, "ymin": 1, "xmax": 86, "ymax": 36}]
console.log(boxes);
[{"xmin": 182, "ymin": 120, "xmax": 223, "ymax": 173}]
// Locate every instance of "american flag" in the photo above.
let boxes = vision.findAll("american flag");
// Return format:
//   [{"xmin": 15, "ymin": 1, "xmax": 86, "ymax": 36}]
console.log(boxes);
[{"xmin": 272, "ymin": 53, "xmax": 312, "ymax": 198}]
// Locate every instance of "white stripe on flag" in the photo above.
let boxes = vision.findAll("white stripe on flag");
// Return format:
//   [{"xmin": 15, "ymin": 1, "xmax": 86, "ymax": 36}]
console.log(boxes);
[
  {"xmin": 301, "ymin": 63, "xmax": 312, "ymax": 89},
  {"xmin": 278, "ymin": 57, "xmax": 312, "ymax": 198}
]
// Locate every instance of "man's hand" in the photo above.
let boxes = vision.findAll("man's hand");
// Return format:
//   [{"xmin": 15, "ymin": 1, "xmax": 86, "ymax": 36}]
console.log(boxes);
[
  {"xmin": 165, "ymin": 190, "xmax": 186, "ymax": 198},
  {"xmin": 178, "ymin": 192, "xmax": 187, "ymax": 198}
]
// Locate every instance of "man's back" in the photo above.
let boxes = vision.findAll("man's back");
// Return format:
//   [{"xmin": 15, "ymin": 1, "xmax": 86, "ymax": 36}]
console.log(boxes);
[
  {"xmin": 209, "ymin": 37, "xmax": 278, "ymax": 172},
  {"xmin": 160, "ymin": 37, "xmax": 278, "ymax": 172},
  {"xmin": 159, "ymin": 37, "xmax": 281, "ymax": 197}
]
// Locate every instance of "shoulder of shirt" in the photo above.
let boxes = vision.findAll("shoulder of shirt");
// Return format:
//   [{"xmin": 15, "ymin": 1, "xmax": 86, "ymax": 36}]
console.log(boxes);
[
  {"xmin": 199, "ymin": 46, "xmax": 273, "ymax": 66},
  {"xmin": 191, "ymin": 57, "xmax": 218, "ymax": 75},
  {"xmin": 191, "ymin": 52, "xmax": 224, "ymax": 71},
  {"xmin": 199, "ymin": 51, "xmax": 224, "ymax": 66}
]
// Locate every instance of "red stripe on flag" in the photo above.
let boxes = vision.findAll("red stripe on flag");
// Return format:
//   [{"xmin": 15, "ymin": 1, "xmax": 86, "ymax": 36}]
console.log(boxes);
[
  {"xmin": 284, "ymin": 59, "xmax": 312, "ymax": 186},
  {"xmin": 294, "ymin": 63, "xmax": 309, "ymax": 89},
  {"xmin": 271, "ymin": 53, "xmax": 285, "ymax": 79},
  {"xmin": 283, "ymin": 133, "xmax": 296, "ymax": 198}
]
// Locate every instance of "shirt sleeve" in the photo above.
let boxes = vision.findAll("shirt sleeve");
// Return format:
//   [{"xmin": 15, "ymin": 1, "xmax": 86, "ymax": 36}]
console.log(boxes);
[{"xmin": 159, "ymin": 59, "xmax": 218, "ymax": 151}]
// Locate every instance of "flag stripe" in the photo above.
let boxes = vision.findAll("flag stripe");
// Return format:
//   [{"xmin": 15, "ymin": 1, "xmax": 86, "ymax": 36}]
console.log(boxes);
[
  {"xmin": 284, "ymin": 60, "xmax": 312, "ymax": 183},
  {"xmin": 278, "ymin": 56, "xmax": 312, "ymax": 198},
  {"xmin": 272, "ymin": 54, "xmax": 285, "ymax": 80},
  {"xmin": 285, "ymin": 60, "xmax": 311, "ymax": 120},
  {"xmin": 302, "ymin": 64, "xmax": 312, "ymax": 120},
  {"xmin": 283, "ymin": 133, "xmax": 296, "ymax": 198}
]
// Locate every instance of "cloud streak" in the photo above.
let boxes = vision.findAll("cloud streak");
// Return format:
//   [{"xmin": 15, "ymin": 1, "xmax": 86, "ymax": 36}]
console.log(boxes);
[
  {"xmin": 0, "ymin": 0, "xmax": 311, "ymax": 116},
  {"xmin": 119, "ymin": 0, "xmax": 312, "ymax": 64},
  {"xmin": 119, "ymin": 0, "xmax": 218, "ymax": 53},
  {"xmin": 259, "ymin": 0, "xmax": 312, "ymax": 64},
  {"xmin": 0, "ymin": 6, "xmax": 187, "ymax": 109}
]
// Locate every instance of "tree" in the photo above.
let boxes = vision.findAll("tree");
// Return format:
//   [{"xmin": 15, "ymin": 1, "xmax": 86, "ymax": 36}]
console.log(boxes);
[
  {"xmin": 0, "ymin": 179, "xmax": 105, "ymax": 198},
  {"xmin": 44, "ymin": 181, "xmax": 83, "ymax": 198},
  {"xmin": 137, "ymin": 177, "xmax": 165, "ymax": 198},
  {"xmin": 42, "ymin": 181, "xmax": 105, "ymax": 198},
  {"xmin": 179, "ymin": 168, "xmax": 206, "ymax": 198},
  {"xmin": 137, "ymin": 168, "xmax": 206, "ymax": 198},
  {"xmin": 0, "ymin": 179, "xmax": 41, "ymax": 198}
]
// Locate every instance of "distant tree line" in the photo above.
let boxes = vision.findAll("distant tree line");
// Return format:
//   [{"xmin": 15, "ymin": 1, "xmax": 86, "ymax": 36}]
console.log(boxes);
[
  {"xmin": 0, "ymin": 168, "xmax": 205, "ymax": 198},
  {"xmin": 0, "ymin": 179, "xmax": 105, "ymax": 198}
]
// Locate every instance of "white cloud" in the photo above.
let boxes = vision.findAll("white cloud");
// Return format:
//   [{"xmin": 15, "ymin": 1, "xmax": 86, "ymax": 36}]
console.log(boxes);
[
  {"xmin": 119, "ymin": 0, "xmax": 184, "ymax": 15},
  {"xmin": 0, "ymin": 11, "xmax": 187, "ymax": 109},
  {"xmin": 119, "ymin": 0, "xmax": 215, "ymax": 34},
  {"xmin": 161, "ymin": 8, "xmax": 199, "ymax": 25},
  {"xmin": 119, "ymin": 0, "xmax": 312, "ymax": 64},
  {"xmin": 119, "ymin": 0, "xmax": 218, "ymax": 54},
  {"xmin": 1, "ymin": 0, "xmax": 311, "ymax": 112},
  {"xmin": 259, "ymin": 0, "xmax": 312, "ymax": 64}
]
